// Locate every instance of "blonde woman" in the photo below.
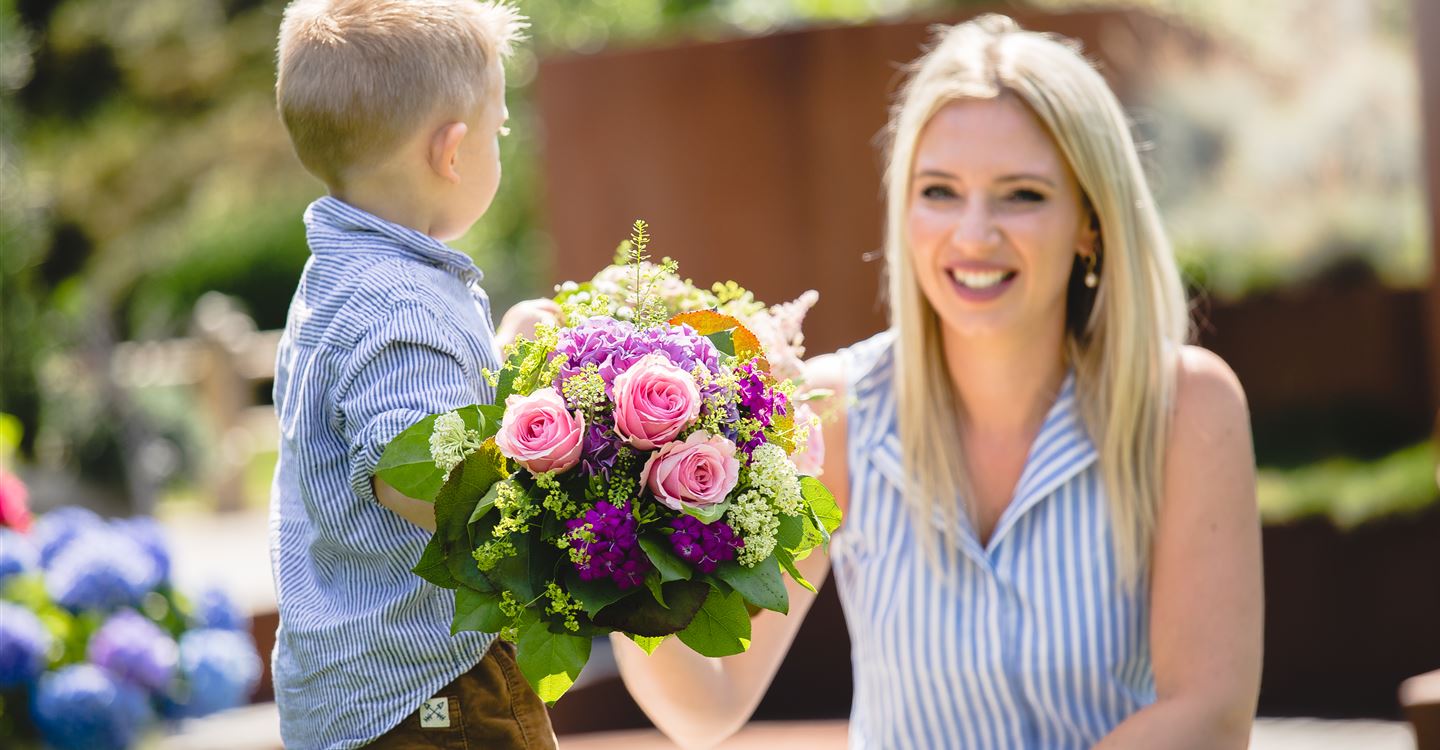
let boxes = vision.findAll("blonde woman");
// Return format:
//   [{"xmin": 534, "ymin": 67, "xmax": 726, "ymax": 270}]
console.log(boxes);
[{"xmin": 612, "ymin": 15, "xmax": 1263, "ymax": 750}]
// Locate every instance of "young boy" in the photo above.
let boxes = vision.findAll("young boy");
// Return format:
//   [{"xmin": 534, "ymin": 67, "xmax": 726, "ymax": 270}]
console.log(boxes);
[{"xmin": 270, "ymin": 2, "xmax": 558, "ymax": 747}]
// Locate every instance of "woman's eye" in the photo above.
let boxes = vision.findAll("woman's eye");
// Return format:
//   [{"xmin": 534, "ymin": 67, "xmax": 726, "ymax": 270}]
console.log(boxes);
[
  {"xmin": 920, "ymin": 184, "xmax": 955, "ymax": 199},
  {"xmin": 1009, "ymin": 188, "xmax": 1045, "ymax": 203}
]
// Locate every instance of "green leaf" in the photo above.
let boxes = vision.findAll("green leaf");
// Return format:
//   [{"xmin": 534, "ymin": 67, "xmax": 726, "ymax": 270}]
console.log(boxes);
[
  {"xmin": 565, "ymin": 569, "xmax": 634, "ymax": 617},
  {"xmin": 452, "ymin": 588, "xmax": 508, "ymax": 635},
  {"xmin": 515, "ymin": 618, "xmax": 593, "ymax": 705},
  {"xmin": 644, "ymin": 570, "xmax": 668, "ymax": 609},
  {"xmin": 776, "ymin": 547, "xmax": 817, "ymax": 594},
  {"xmin": 776, "ymin": 513, "xmax": 804, "ymax": 551},
  {"xmin": 482, "ymin": 526, "xmax": 557, "ymax": 604},
  {"xmin": 801, "ymin": 476, "xmax": 842, "ymax": 537},
  {"xmin": 637, "ymin": 535, "xmax": 691, "ymax": 582},
  {"xmin": 677, "ymin": 499, "xmax": 729, "ymax": 525},
  {"xmin": 676, "ymin": 588, "xmax": 751, "ymax": 657},
  {"xmin": 430, "ymin": 446, "xmax": 508, "ymax": 592},
  {"xmin": 375, "ymin": 405, "xmax": 504, "ymax": 501},
  {"xmin": 704, "ymin": 330, "xmax": 736, "ymax": 357},
  {"xmin": 467, "ymin": 482, "xmax": 502, "ymax": 543},
  {"xmin": 593, "ymin": 580, "xmax": 710, "ymax": 637},
  {"xmin": 413, "ymin": 537, "xmax": 459, "ymax": 589},
  {"xmin": 715, "ymin": 555, "xmax": 788, "ymax": 614},
  {"xmin": 630, "ymin": 634, "xmax": 666, "ymax": 655}
]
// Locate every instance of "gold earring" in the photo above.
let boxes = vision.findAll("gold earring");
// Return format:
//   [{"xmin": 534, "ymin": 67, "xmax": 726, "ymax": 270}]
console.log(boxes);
[{"xmin": 1083, "ymin": 253, "xmax": 1099, "ymax": 289}]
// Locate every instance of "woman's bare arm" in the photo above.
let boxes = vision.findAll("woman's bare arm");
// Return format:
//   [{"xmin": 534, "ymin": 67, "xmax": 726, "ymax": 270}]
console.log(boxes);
[{"xmin": 1094, "ymin": 346, "xmax": 1263, "ymax": 749}]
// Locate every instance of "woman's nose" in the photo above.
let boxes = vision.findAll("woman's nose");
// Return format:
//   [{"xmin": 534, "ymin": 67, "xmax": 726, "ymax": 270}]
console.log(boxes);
[{"xmin": 949, "ymin": 198, "xmax": 997, "ymax": 250}]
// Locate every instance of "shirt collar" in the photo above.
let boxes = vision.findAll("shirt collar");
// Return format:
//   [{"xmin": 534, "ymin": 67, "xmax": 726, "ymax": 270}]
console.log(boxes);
[{"xmin": 303, "ymin": 196, "xmax": 484, "ymax": 285}]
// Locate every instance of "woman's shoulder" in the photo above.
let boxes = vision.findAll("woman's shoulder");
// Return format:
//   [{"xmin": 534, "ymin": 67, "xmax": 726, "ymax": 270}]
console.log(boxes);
[
  {"xmin": 1173, "ymin": 345, "xmax": 1248, "ymax": 426},
  {"xmin": 823, "ymin": 329, "xmax": 897, "ymax": 399},
  {"xmin": 1165, "ymin": 345, "xmax": 1253, "ymax": 494}
]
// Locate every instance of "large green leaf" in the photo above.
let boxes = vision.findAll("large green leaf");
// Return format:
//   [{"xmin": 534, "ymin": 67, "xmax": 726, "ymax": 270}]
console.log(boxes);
[
  {"xmin": 776, "ymin": 547, "xmax": 817, "ymax": 594},
  {"xmin": 637, "ymin": 535, "xmax": 691, "ymax": 582},
  {"xmin": 412, "ymin": 537, "xmax": 459, "ymax": 589},
  {"xmin": 564, "ymin": 569, "xmax": 635, "ymax": 617},
  {"xmin": 775, "ymin": 513, "xmax": 804, "ymax": 551},
  {"xmin": 801, "ymin": 476, "xmax": 842, "ymax": 537},
  {"xmin": 676, "ymin": 588, "xmax": 751, "ymax": 657},
  {"xmin": 593, "ymin": 580, "xmax": 710, "ymax": 637},
  {"xmin": 376, "ymin": 405, "xmax": 503, "ymax": 501},
  {"xmin": 419, "ymin": 447, "xmax": 507, "ymax": 592},
  {"xmin": 452, "ymin": 587, "xmax": 508, "ymax": 635},
  {"xmin": 714, "ymin": 555, "xmax": 788, "ymax": 614},
  {"xmin": 481, "ymin": 526, "xmax": 552, "ymax": 604},
  {"xmin": 515, "ymin": 618, "xmax": 593, "ymax": 705}
]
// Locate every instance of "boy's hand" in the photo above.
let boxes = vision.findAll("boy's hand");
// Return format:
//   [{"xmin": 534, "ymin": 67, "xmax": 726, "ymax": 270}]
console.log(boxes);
[{"xmin": 496, "ymin": 298, "xmax": 561, "ymax": 349}]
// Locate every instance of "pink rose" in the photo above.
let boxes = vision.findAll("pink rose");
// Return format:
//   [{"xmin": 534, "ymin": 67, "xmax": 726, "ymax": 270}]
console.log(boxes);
[
  {"xmin": 641, "ymin": 431, "xmax": 741, "ymax": 516},
  {"xmin": 612, "ymin": 353, "xmax": 701, "ymax": 450},
  {"xmin": 494, "ymin": 388, "xmax": 585, "ymax": 474},
  {"xmin": 791, "ymin": 403, "xmax": 825, "ymax": 478}
]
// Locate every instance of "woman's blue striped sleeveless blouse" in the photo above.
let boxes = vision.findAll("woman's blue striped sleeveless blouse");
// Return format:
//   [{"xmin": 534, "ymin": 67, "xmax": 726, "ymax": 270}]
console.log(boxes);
[{"xmin": 829, "ymin": 331, "xmax": 1155, "ymax": 749}]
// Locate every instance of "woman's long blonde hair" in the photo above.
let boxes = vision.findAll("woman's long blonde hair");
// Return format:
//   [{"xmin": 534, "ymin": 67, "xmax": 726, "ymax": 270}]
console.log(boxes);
[{"xmin": 882, "ymin": 15, "xmax": 1189, "ymax": 582}]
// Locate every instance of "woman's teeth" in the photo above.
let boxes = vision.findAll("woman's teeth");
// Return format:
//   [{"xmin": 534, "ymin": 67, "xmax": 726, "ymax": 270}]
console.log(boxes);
[{"xmin": 948, "ymin": 269, "xmax": 1013, "ymax": 289}]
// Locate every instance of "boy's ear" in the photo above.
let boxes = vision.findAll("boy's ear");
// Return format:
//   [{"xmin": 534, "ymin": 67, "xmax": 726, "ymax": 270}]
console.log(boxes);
[{"xmin": 428, "ymin": 121, "xmax": 468, "ymax": 184}]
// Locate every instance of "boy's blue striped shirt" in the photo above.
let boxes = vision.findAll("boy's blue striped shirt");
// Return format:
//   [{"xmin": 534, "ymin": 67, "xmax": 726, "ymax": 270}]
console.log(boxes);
[
  {"xmin": 831, "ymin": 331, "xmax": 1155, "ymax": 749},
  {"xmin": 268, "ymin": 196, "xmax": 499, "ymax": 749}
]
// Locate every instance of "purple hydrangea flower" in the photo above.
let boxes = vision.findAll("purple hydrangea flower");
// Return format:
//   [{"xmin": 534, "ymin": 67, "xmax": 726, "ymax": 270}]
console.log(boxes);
[
  {"xmin": 566, "ymin": 501, "xmax": 650, "ymax": 590},
  {"xmin": 577, "ymin": 421, "xmax": 624, "ymax": 479},
  {"xmin": 162, "ymin": 629, "xmax": 262, "ymax": 718},
  {"xmin": 0, "ymin": 527, "xmax": 39, "ymax": 581},
  {"xmin": 191, "ymin": 587, "xmax": 249, "ymax": 632},
  {"xmin": 552, "ymin": 318, "xmax": 720, "ymax": 393},
  {"xmin": 46, "ymin": 527, "xmax": 161, "ymax": 612},
  {"xmin": 0, "ymin": 600, "xmax": 51, "ymax": 688},
  {"xmin": 32, "ymin": 664, "xmax": 152, "ymax": 750},
  {"xmin": 88, "ymin": 608, "xmax": 178, "ymax": 693},
  {"xmin": 114, "ymin": 516, "xmax": 171, "ymax": 583},
  {"xmin": 33, "ymin": 505, "xmax": 105, "ymax": 568},
  {"xmin": 699, "ymin": 380, "xmax": 742, "ymax": 445},
  {"xmin": 668, "ymin": 515, "xmax": 744, "ymax": 574}
]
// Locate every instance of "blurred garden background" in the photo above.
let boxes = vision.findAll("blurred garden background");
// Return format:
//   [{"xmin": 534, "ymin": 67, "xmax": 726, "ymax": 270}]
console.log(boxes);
[{"xmin": 0, "ymin": 0, "xmax": 1436, "ymax": 747}]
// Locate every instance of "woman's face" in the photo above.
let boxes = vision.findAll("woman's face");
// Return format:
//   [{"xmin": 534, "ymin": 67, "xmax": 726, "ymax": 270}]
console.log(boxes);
[{"xmin": 906, "ymin": 94, "xmax": 1094, "ymax": 343}]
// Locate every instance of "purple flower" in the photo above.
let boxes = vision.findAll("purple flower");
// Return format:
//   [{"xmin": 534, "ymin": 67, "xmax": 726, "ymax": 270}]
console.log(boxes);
[
  {"xmin": 33, "ymin": 505, "xmax": 105, "ymax": 568},
  {"xmin": 32, "ymin": 664, "xmax": 152, "ymax": 750},
  {"xmin": 737, "ymin": 362, "xmax": 787, "ymax": 428},
  {"xmin": 46, "ymin": 527, "xmax": 161, "ymax": 612},
  {"xmin": 566, "ymin": 501, "xmax": 650, "ymax": 590},
  {"xmin": 162, "ymin": 629, "xmax": 262, "ymax": 718},
  {"xmin": 88, "ymin": 608, "xmax": 178, "ymax": 693},
  {"xmin": 668, "ymin": 515, "xmax": 744, "ymax": 574},
  {"xmin": 192, "ymin": 587, "xmax": 249, "ymax": 632},
  {"xmin": 552, "ymin": 318, "xmax": 720, "ymax": 393},
  {"xmin": 0, "ymin": 600, "xmax": 51, "ymax": 688},
  {"xmin": 114, "ymin": 516, "xmax": 171, "ymax": 583},
  {"xmin": 578, "ymin": 421, "xmax": 623, "ymax": 479},
  {"xmin": 0, "ymin": 527, "xmax": 38, "ymax": 581}
]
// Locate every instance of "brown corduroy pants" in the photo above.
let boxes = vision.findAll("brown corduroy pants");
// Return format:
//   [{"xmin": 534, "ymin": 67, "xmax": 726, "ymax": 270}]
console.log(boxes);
[{"xmin": 367, "ymin": 640, "xmax": 558, "ymax": 749}]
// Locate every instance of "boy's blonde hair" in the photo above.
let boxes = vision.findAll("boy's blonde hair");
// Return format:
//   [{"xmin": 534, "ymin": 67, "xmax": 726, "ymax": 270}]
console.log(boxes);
[{"xmin": 276, "ymin": 0, "xmax": 527, "ymax": 186}]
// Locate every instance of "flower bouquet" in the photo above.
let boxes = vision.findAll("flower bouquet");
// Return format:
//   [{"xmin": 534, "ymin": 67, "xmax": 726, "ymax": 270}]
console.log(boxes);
[
  {"xmin": 0, "ymin": 502, "xmax": 262, "ymax": 750},
  {"xmin": 376, "ymin": 221, "xmax": 839, "ymax": 703}
]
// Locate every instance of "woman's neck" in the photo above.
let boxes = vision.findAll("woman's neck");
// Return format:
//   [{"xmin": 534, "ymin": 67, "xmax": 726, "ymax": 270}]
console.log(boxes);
[{"xmin": 940, "ymin": 322, "xmax": 1069, "ymax": 442}]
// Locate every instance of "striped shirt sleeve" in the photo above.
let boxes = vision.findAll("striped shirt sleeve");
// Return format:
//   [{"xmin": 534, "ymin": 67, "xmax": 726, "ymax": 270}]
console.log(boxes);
[{"xmin": 333, "ymin": 300, "xmax": 477, "ymax": 508}]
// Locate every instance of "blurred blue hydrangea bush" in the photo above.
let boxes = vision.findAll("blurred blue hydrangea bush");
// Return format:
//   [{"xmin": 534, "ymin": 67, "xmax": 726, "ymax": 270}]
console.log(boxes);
[{"xmin": 0, "ymin": 502, "xmax": 261, "ymax": 749}]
